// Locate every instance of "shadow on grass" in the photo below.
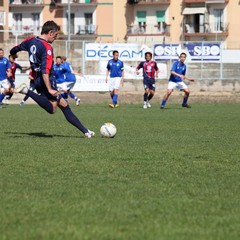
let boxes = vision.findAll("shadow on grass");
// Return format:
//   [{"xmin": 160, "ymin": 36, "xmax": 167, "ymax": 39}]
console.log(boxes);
[{"xmin": 4, "ymin": 131, "xmax": 81, "ymax": 138}]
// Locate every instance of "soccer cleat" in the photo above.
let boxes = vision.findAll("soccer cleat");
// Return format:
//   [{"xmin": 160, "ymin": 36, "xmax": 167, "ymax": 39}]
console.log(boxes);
[
  {"xmin": 160, "ymin": 106, "xmax": 165, "ymax": 109},
  {"xmin": 85, "ymin": 129, "xmax": 95, "ymax": 138},
  {"xmin": 15, "ymin": 83, "xmax": 28, "ymax": 94},
  {"xmin": 143, "ymin": 103, "xmax": 147, "ymax": 109},
  {"xmin": 147, "ymin": 101, "xmax": 151, "ymax": 108},
  {"xmin": 76, "ymin": 98, "xmax": 80, "ymax": 106},
  {"xmin": 182, "ymin": 104, "xmax": 191, "ymax": 108},
  {"xmin": 19, "ymin": 101, "xmax": 25, "ymax": 107},
  {"xmin": 109, "ymin": 103, "xmax": 115, "ymax": 108},
  {"xmin": 114, "ymin": 104, "xmax": 119, "ymax": 108}
]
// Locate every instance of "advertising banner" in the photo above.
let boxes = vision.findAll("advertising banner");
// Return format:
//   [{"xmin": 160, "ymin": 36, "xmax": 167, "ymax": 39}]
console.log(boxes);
[
  {"xmin": 185, "ymin": 43, "xmax": 221, "ymax": 61},
  {"xmin": 85, "ymin": 43, "xmax": 151, "ymax": 61},
  {"xmin": 72, "ymin": 75, "xmax": 108, "ymax": 92},
  {"xmin": 154, "ymin": 44, "xmax": 181, "ymax": 61}
]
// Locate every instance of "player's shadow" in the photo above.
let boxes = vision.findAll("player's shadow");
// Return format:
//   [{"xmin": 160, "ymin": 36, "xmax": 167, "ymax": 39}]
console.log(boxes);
[{"xmin": 5, "ymin": 131, "xmax": 80, "ymax": 138}]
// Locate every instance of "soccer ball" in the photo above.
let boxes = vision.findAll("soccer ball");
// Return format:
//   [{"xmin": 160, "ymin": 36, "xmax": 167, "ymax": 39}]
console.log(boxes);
[{"xmin": 100, "ymin": 123, "xmax": 117, "ymax": 138}]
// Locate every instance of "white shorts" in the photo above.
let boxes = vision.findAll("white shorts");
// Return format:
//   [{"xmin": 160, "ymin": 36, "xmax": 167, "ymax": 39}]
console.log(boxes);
[
  {"xmin": 109, "ymin": 77, "xmax": 121, "ymax": 91},
  {"xmin": 65, "ymin": 81, "xmax": 75, "ymax": 90},
  {"xmin": 57, "ymin": 82, "xmax": 68, "ymax": 91},
  {"xmin": 0, "ymin": 79, "xmax": 10, "ymax": 89},
  {"xmin": 168, "ymin": 81, "xmax": 188, "ymax": 91}
]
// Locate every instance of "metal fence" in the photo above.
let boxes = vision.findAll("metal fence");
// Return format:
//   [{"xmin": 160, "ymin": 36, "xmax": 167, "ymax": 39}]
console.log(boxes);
[{"xmin": 1, "ymin": 32, "xmax": 240, "ymax": 80}]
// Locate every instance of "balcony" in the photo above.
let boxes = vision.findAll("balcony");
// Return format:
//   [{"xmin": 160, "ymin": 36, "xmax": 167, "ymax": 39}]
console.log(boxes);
[
  {"xmin": 10, "ymin": 0, "xmax": 44, "ymax": 5},
  {"xmin": 54, "ymin": 0, "xmax": 97, "ymax": 5},
  {"xmin": 183, "ymin": 0, "xmax": 229, "ymax": 3},
  {"xmin": 183, "ymin": 21, "xmax": 229, "ymax": 37},
  {"xmin": 128, "ymin": 0, "xmax": 170, "ymax": 4},
  {"xmin": 76, "ymin": 24, "xmax": 96, "ymax": 35},
  {"xmin": 127, "ymin": 23, "xmax": 170, "ymax": 36}
]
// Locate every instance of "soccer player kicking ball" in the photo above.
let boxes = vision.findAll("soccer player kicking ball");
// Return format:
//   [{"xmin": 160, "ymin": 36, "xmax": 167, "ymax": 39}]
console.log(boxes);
[
  {"xmin": 160, "ymin": 52, "xmax": 193, "ymax": 109},
  {"xmin": 11, "ymin": 21, "xmax": 94, "ymax": 138},
  {"xmin": 136, "ymin": 52, "xmax": 159, "ymax": 109},
  {"xmin": 105, "ymin": 50, "xmax": 124, "ymax": 108}
]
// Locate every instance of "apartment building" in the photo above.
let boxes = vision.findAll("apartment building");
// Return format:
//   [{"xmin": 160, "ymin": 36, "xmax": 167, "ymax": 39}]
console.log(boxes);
[
  {"xmin": 1, "ymin": 0, "xmax": 240, "ymax": 48},
  {"xmin": 126, "ymin": 0, "xmax": 240, "ymax": 48},
  {"xmin": 0, "ymin": 0, "xmax": 9, "ymax": 42}
]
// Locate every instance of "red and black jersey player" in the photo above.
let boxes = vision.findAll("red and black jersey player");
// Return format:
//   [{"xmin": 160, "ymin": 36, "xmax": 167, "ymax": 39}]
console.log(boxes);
[
  {"xmin": 136, "ymin": 52, "xmax": 159, "ymax": 109},
  {"xmin": 11, "ymin": 20, "xmax": 95, "ymax": 138}
]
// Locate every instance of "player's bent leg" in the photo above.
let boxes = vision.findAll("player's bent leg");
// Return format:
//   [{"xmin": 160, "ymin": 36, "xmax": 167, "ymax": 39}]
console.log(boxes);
[
  {"xmin": 113, "ymin": 88, "xmax": 119, "ymax": 107},
  {"xmin": 182, "ymin": 88, "xmax": 191, "ymax": 108},
  {"xmin": 58, "ymin": 98, "xmax": 94, "ymax": 137},
  {"xmin": 160, "ymin": 89, "xmax": 173, "ymax": 109},
  {"xmin": 15, "ymin": 83, "xmax": 55, "ymax": 114},
  {"xmin": 147, "ymin": 89, "xmax": 155, "ymax": 108}
]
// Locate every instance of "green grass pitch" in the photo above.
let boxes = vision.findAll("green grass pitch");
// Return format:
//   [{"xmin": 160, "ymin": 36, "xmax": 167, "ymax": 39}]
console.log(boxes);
[{"xmin": 0, "ymin": 103, "xmax": 239, "ymax": 240}]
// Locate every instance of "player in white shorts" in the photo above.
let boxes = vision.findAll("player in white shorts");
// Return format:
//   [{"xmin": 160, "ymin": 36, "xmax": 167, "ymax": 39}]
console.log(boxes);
[
  {"xmin": 0, "ymin": 48, "xmax": 12, "ymax": 108},
  {"xmin": 160, "ymin": 52, "xmax": 193, "ymax": 109},
  {"xmin": 105, "ymin": 50, "xmax": 124, "ymax": 108}
]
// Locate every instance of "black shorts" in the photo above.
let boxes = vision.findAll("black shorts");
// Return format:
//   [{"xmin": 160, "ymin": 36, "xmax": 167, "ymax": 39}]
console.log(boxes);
[
  {"xmin": 8, "ymin": 78, "xmax": 15, "ymax": 88},
  {"xmin": 143, "ymin": 77, "xmax": 156, "ymax": 91},
  {"xmin": 35, "ymin": 75, "xmax": 58, "ymax": 101}
]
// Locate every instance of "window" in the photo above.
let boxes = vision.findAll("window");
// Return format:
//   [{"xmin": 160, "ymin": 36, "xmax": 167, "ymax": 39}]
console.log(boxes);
[
  {"xmin": 84, "ymin": 13, "xmax": 94, "ymax": 34},
  {"xmin": 13, "ymin": 13, "xmax": 22, "ymax": 31},
  {"xmin": 32, "ymin": 13, "xmax": 40, "ymax": 32},
  {"xmin": 66, "ymin": 13, "xmax": 75, "ymax": 34},
  {"xmin": 213, "ymin": 9, "xmax": 224, "ymax": 32},
  {"xmin": 137, "ymin": 11, "xmax": 146, "ymax": 33},
  {"xmin": 156, "ymin": 10, "xmax": 166, "ymax": 32},
  {"xmin": 137, "ymin": 11, "xmax": 146, "ymax": 23}
]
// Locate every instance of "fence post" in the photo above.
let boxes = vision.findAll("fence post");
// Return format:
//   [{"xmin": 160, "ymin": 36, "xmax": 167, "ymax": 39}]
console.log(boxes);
[
  {"xmin": 220, "ymin": 41, "xmax": 223, "ymax": 80},
  {"xmin": 82, "ymin": 41, "xmax": 85, "ymax": 75}
]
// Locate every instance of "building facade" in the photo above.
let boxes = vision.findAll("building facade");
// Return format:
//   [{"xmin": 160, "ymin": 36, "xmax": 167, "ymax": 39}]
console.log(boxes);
[{"xmin": 0, "ymin": 0, "xmax": 240, "ymax": 48}]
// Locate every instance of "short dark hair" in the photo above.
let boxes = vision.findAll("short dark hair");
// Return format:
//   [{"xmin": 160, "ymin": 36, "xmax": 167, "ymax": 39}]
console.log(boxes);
[
  {"xmin": 41, "ymin": 21, "xmax": 60, "ymax": 34},
  {"xmin": 56, "ymin": 56, "xmax": 62, "ymax": 59},
  {"xmin": 145, "ymin": 52, "xmax": 152, "ymax": 58},
  {"xmin": 180, "ymin": 52, "xmax": 187, "ymax": 57},
  {"xmin": 113, "ymin": 50, "xmax": 119, "ymax": 55},
  {"xmin": 0, "ymin": 48, "xmax": 4, "ymax": 52}
]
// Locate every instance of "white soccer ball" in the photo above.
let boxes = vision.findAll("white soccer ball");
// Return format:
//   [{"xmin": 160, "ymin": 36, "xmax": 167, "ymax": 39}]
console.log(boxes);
[{"xmin": 100, "ymin": 123, "xmax": 117, "ymax": 138}]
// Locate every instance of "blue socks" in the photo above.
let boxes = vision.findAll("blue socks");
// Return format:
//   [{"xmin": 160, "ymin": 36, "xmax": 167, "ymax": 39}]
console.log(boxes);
[
  {"xmin": 112, "ymin": 94, "xmax": 118, "ymax": 104},
  {"xmin": 0, "ymin": 93, "xmax": 6, "ymax": 103},
  {"xmin": 182, "ymin": 97, "xmax": 188, "ymax": 105},
  {"xmin": 60, "ymin": 105, "xmax": 88, "ymax": 134},
  {"xmin": 61, "ymin": 92, "xmax": 68, "ymax": 99},
  {"xmin": 69, "ymin": 92, "xmax": 76, "ymax": 99},
  {"xmin": 161, "ymin": 99, "xmax": 167, "ymax": 107}
]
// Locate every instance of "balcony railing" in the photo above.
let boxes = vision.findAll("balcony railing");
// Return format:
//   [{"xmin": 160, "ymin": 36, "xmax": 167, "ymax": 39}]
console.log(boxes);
[
  {"xmin": 127, "ymin": 23, "xmax": 170, "ymax": 35},
  {"xmin": 10, "ymin": 0, "xmax": 43, "ymax": 4},
  {"xmin": 54, "ymin": 0, "xmax": 96, "ymax": 4},
  {"xmin": 183, "ymin": 22, "xmax": 229, "ymax": 34},
  {"xmin": 183, "ymin": 0, "xmax": 229, "ymax": 3},
  {"xmin": 76, "ymin": 24, "xmax": 96, "ymax": 35},
  {"xmin": 139, "ymin": 0, "xmax": 170, "ymax": 3}
]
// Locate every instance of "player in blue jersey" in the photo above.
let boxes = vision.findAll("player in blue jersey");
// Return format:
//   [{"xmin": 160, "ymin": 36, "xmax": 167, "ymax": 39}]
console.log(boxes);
[
  {"xmin": 61, "ymin": 56, "xmax": 81, "ymax": 106},
  {"xmin": 136, "ymin": 52, "xmax": 159, "ymax": 109},
  {"xmin": 105, "ymin": 50, "xmax": 124, "ymax": 108},
  {"xmin": 160, "ymin": 52, "xmax": 193, "ymax": 109},
  {"xmin": 53, "ymin": 55, "xmax": 67, "ymax": 92},
  {"xmin": 0, "ymin": 48, "xmax": 12, "ymax": 108},
  {"xmin": 11, "ymin": 21, "xmax": 95, "ymax": 138}
]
